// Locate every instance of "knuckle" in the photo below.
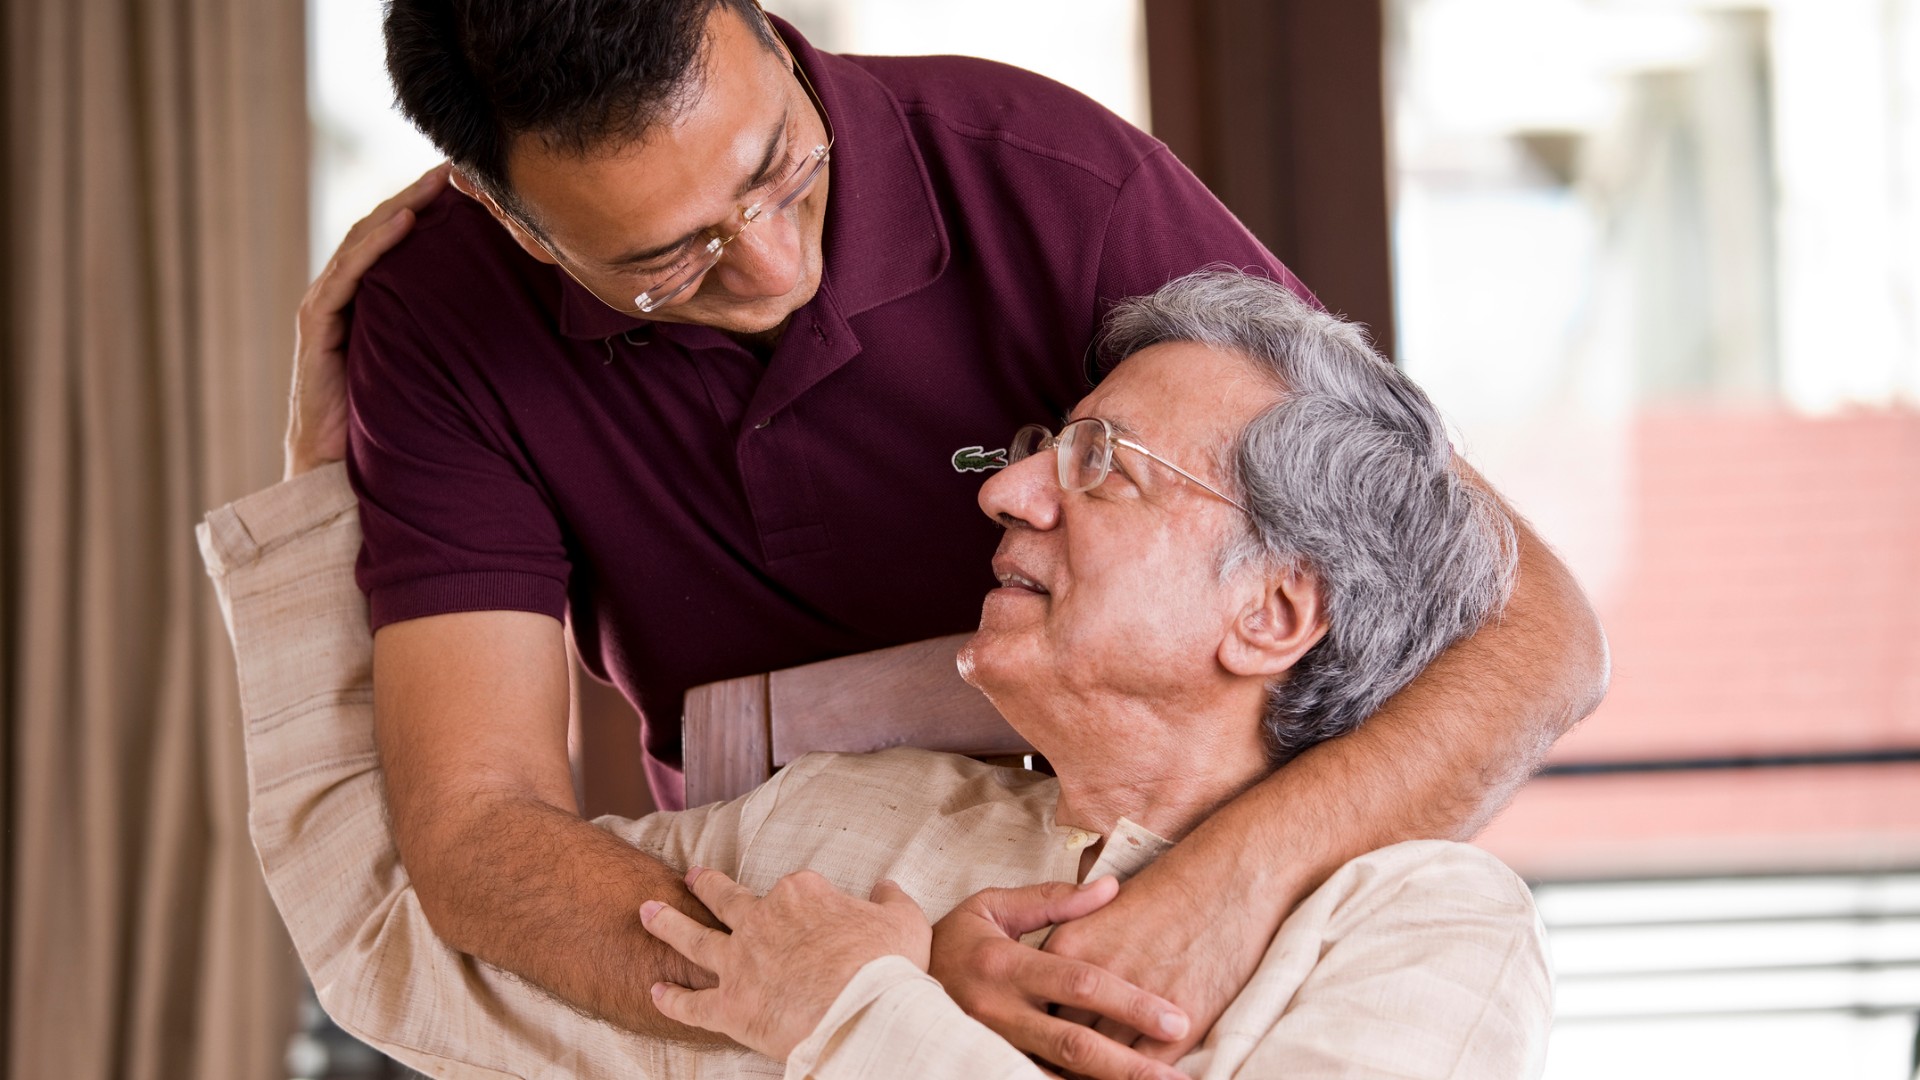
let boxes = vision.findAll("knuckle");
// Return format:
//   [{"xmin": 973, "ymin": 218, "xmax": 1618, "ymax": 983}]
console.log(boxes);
[
  {"xmin": 1049, "ymin": 1024, "xmax": 1099, "ymax": 1069},
  {"xmin": 1062, "ymin": 964, "xmax": 1103, "ymax": 1002},
  {"xmin": 974, "ymin": 943, "xmax": 1016, "ymax": 982},
  {"xmin": 1046, "ymin": 922, "xmax": 1084, "ymax": 953}
]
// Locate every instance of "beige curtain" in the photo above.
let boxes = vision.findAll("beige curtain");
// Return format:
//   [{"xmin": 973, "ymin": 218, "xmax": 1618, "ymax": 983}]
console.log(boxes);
[{"xmin": 4, "ymin": 0, "xmax": 310, "ymax": 1077}]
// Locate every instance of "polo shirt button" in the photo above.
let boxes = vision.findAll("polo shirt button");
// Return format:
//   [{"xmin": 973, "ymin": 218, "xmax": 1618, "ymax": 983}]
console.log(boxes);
[{"xmin": 754, "ymin": 418, "xmax": 771, "ymax": 430}]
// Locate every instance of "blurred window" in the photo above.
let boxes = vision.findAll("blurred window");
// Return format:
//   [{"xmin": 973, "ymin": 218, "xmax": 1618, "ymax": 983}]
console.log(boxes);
[
  {"xmin": 1389, "ymin": 1, "xmax": 1920, "ymax": 1076},
  {"xmin": 307, "ymin": 1, "xmax": 441, "ymax": 278}
]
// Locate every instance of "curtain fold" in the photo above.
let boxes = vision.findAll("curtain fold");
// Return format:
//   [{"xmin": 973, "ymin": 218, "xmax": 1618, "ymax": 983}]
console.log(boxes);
[{"xmin": 4, "ymin": 0, "xmax": 310, "ymax": 1077}]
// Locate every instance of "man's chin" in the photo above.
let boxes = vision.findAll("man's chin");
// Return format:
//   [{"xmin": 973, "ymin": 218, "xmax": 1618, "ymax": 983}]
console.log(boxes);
[
  {"xmin": 671, "ymin": 274, "xmax": 821, "ymax": 337},
  {"xmin": 956, "ymin": 621, "xmax": 1031, "ymax": 696}
]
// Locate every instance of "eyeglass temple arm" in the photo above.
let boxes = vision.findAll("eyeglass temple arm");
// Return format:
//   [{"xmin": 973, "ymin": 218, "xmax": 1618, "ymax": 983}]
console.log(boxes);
[{"xmin": 1111, "ymin": 437, "xmax": 1252, "ymax": 514}]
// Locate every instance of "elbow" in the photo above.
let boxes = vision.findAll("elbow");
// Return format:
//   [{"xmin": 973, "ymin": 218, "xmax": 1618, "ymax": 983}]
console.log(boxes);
[
  {"xmin": 406, "ymin": 863, "xmax": 480, "ymax": 954},
  {"xmin": 1542, "ymin": 579, "xmax": 1610, "ymax": 737},
  {"xmin": 386, "ymin": 798, "xmax": 499, "ymax": 957},
  {"xmin": 1577, "ymin": 620, "xmax": 1611, "ymax": 721}
]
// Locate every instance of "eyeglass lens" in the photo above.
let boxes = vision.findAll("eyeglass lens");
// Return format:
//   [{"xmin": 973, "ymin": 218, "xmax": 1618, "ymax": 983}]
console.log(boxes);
[
  {"xmin": 1009, "ymin": 420, "xmax": 1113, "ymax": 492},
  {"xmin": 635, "ymin": 145, "xmax": 830, "ymax": 312}
]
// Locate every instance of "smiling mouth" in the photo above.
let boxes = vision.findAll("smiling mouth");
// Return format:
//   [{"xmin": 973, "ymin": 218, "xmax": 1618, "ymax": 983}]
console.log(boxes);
[{"xmin": 995, "ymin": 571, "xmax": 1050, "ymax": 595}]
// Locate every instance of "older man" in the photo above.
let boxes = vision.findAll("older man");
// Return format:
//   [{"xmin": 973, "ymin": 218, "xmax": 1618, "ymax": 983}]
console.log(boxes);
[
  {"xmin": 327, "ymin": 4, "xmax": 1605, "ymax": 1068},
  {"xmin": 206, "ymin": 273, "xmax": 1548, "ymax": 1079}
]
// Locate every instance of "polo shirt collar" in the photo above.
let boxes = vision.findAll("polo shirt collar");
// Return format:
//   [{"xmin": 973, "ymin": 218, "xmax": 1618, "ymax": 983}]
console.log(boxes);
[{"xmin": 555, "ymin": 16, "xmax": 950, "ymax": 341}]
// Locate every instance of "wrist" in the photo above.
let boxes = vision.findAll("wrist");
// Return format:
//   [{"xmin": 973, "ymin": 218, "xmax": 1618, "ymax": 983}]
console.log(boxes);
[{"xmin": 1138, "ymin": 789, "xmax": 1314, "ymax": 927}]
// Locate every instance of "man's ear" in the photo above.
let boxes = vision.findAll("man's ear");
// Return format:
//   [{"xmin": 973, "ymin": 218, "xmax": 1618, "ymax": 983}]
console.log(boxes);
[
  {"xmin": 449, "ymin": 168, "xmax": 558, "ymax": 266},
  {"xmin": 1219, "ymin": 566, "xmax": 1329, "ymax": 679}
]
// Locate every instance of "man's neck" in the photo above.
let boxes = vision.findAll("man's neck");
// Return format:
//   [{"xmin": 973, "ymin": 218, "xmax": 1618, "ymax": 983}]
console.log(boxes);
[{"xmin": 1037, "ymin": 698, "xmax": 1273, "ymax": 844}]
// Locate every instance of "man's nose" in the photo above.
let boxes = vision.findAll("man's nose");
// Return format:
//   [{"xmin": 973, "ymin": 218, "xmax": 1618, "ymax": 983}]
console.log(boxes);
[
  {"xmin": 710, "ymin": 212, "xmax": 804, "ymax": 299},
  {"xmin": 978, "ymin": 451, "xmax": 1061, "ymax": 531}
]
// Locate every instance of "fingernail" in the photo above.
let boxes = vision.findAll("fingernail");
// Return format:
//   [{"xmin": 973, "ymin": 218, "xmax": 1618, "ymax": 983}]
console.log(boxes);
[
  {"xmin": 640, "ymin": 900, "xmax": 662, "ymax": 922},
  {"xmin": 686, "ymin": 865, "xmax": 704, "ymax": 884},
  {"xmin": 1158, "ymin": 1010, "xmax": 1190, "ymax": 1040},
  {"xmin": 650, "ymin": 983, "xmax": 666, "ymax": 1002}
]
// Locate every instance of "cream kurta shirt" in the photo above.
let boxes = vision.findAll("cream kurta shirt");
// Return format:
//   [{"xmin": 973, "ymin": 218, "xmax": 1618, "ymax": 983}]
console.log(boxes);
[{"xmin": 199, "ymin": 465, "xmax": 1552, "ymax": 1080}]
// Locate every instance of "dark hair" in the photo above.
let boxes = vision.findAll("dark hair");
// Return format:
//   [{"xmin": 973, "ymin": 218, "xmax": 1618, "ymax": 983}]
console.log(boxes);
[{"xmin": 383, "ymin": 0, "xmax": 775, "ymax": 218}]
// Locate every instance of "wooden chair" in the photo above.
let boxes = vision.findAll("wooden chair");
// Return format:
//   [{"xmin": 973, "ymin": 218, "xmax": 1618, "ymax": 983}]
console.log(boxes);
[{"xmin": 681, "ymin": 632, "xmax": 1034, "ymax": 807}]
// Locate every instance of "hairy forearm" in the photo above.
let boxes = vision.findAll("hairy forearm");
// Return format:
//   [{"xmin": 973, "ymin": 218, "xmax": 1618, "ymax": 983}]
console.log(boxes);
[
  {"xmin": 1145, "ymin": 503, "xmax": 1609, "ymax": 913},
  {"xmin": 397, "ymin": 783, "xmax": 725, "ymax": 1041},
  {"xmin": 372, "ymin": 608, "xmax": 725, "ymax": 1043}
]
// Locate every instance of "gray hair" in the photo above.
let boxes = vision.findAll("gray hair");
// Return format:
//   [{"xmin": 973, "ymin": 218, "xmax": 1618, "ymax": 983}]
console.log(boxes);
[{"xmin": 1097, "ymin": 270, "xmax": 1517, "ymax": 764}]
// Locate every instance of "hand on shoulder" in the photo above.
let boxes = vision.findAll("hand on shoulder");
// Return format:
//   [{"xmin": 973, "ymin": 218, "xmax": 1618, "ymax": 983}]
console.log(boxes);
[{"xmin": 285, "ymin": 164, "xmax": 450, "ymax": 480}]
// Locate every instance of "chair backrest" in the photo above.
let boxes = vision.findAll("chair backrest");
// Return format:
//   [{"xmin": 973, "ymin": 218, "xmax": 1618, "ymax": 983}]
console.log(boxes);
[{"xmin": 681, "ymin": 632, "xmax": 1032, "ymax": 806}]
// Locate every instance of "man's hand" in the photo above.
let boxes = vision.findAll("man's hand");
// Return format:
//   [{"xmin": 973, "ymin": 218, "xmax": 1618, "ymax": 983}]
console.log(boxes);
[
  {"xmin": 931, "ymin": 878, "xmax": 1190, "ymax": 1080},
  {"xmin": 1042, "ymin": 867, "xmax": 1253, "ymax": 1063},
  {"xmin": 641, "ymin": 867, "xmax": 931, "ymax": 1061},
  {"xmin": 285, "ymin": 163, "xmax": 449, "ymax": 479}
]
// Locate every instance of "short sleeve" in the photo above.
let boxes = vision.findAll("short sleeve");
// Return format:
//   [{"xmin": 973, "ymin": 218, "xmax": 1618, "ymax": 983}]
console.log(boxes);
[
  {"xmin": 346, "ymin": 277, "xmax": 571, "ymax": 629},
  {"xmin": 1092, "ymin": 144, "xmax": 1319, "ymax": 314}
]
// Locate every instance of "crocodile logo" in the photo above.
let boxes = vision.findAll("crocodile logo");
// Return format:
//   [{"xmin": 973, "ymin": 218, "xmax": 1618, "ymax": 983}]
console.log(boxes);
[{"xmin": 951, "ymin": 446, "xmax": 1009, "ymax": 473}]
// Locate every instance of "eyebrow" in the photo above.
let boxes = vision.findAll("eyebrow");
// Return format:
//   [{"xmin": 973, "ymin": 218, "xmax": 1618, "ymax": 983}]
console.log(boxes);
[{"xmin": 602, "ymin": 107, "xmax": 793, "ymax": 269}]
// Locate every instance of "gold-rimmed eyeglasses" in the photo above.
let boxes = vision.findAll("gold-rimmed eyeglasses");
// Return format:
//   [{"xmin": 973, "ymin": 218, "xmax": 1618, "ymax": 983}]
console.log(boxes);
[
  {"xmin": 1008, "ymin": 417, "xmax": 1251, "ymax": 515},
  {"xmin": 632, "ymin": 135, "xmax": 829, "ymax": 312}
]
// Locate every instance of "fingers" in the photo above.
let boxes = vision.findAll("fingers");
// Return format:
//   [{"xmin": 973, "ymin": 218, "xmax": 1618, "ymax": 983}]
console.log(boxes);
[
  {"xmin": 971, "ymin": 876, "xmax": 1122, "ymax": 938},
  {"xmin": 684, "ymin": 865, "xmax": 760, "ymax": 929},
  {"xmin": 1092, "ymin": 1014, "xmax": 1145, "ymax": 1046},
  {"xmin": 337, "ymin": 205, "xmax": 417, "ymax": 280},
  {"xmin": 338, "ymin": 163, "xmax": 448, "ymax": 252},
  {"xmin": 306, "ymin": 209, "xmax": 415, "ymax": 326},
  {"xmin": 997, "ymin": 1011, "xmax": 1187, "ymax": 1080},
  {"xmin": 306, "ymin": 165, "xmax": 448, "ymax": 316},
  {"xmin": 1017, "ymin": 952, "xmax": 1188, "ymax": 1043},
  {"xmin": 397, "ymin": 162, "xmax": 452, "ymax": 209},
  {"xmin": 639, "ymin": 899, "xmax": 730, "ymax": 973},
  {"xmin": 870, "ymin": 878, "xmax": 926, "ymax": 917},
  {"xmin": 649, "ymin": 980, "xmax": 717, "ymax": 1032}
]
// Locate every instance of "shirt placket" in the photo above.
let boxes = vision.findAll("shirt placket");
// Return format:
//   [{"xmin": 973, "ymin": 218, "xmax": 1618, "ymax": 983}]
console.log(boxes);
[{"xmin": 734, "ymin": 293, "xmax": 863, "ymax": 564}]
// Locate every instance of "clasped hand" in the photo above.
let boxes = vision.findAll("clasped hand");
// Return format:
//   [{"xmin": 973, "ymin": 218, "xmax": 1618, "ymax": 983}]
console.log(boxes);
[
  {"xmin": 641, "ymin": 866, "xmax": 931, "ymax": 1061},
  {"xmin": 643, "ymin": 867, "xmax": 1195, "ymax": 1080}
]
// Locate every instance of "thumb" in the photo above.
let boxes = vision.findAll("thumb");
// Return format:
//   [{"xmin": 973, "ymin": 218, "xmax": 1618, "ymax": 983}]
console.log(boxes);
[
  {"xmin": 973, "ymin": 876, "xmax": 1121, "ymax": 937},
  {"xmin": 870, "ymin": 878, "xmax": 925, "ymax": 915}
]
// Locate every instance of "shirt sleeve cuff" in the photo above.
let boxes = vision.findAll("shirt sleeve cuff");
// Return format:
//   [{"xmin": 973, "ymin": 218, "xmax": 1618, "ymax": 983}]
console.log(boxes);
[
  {"xmin": 785, "ymin": 956, "xmax": 933, "ymax": 1080},
  {"xmin": 784, "ymin": 955, "xmax": 1039, "ymax": 1080},
  {"xmin": 198, "ymin": 462, "xmax": 357, "ymax": 577}
]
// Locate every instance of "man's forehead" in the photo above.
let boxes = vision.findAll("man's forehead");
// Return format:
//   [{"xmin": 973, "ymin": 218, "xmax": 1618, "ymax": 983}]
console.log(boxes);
[
  {"xmin": 1071, "ymin": 353, "xmax": 1206, "ymax": 434},
  {"xmin": 1099, "ymin": 343, "xmax": 1275, "ymax": 411},
  {"xmin": 503, "ymin": 6, "xmax": 793, "ymax": 253}
]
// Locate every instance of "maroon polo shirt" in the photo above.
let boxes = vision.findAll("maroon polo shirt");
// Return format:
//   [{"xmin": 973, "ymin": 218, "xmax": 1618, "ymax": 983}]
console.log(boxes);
[{"xmin": 346, "ymin": 19, "xmax": 1311, "ymax": 808}]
